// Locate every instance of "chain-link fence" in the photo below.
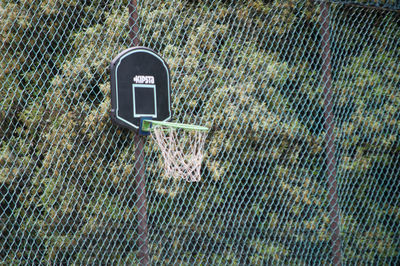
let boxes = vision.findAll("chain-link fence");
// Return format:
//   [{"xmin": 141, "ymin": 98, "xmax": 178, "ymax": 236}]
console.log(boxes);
[{"xmin": 1, "ymin": 0, "xmax": 399, "ymax": 264}]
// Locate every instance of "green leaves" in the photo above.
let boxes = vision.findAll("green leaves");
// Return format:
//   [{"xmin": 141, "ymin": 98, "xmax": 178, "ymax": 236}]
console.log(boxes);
[{"xmin": 1, "ymin": 0, "xmax": 399, "ymax": 264}]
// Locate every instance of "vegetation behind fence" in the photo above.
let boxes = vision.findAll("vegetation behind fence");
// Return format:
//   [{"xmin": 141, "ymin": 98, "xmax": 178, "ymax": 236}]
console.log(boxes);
[{"xmin": 1, "ymin": 0, "xmax": 399, "ymax": 264}]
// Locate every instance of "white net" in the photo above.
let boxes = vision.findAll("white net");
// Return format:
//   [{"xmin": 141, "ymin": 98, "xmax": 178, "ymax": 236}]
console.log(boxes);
[{"xmin": 151, "ymin": 126, "xmax": 207, "ymax": 182}]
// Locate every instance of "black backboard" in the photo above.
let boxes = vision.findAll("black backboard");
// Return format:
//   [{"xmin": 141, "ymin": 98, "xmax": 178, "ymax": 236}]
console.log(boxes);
[{"xmin": 110, "ymin": 47, "xmax": 171, "ymax": 131}]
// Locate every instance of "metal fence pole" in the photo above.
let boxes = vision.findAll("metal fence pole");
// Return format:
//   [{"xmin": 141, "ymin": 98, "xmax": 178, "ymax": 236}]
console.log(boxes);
[
  {"xmin": 129, "ymin": 0, "xmax": 140, "ymax": 46},
  {"xmin": 319, "ymin": 1, "xmax": 342, "ymax": 265},
  {"xmin": 133, "ymin": 133, "xmax": 150, "ymax": 265},
  {"xmin": 130, "ymin": 0, "xmax": 149, "ymax": 265}
]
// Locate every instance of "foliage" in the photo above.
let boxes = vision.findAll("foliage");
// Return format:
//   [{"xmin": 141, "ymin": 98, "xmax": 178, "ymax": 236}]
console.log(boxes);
[{"xmin": 1, "ymin": 0, "xmax": 399, "ymax": 264}]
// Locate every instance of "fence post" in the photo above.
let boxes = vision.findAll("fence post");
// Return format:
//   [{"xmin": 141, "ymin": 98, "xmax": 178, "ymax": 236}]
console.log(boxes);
[
  {"xmin": 133, "ymin": 133, "xmax": 150, "ymax": 265},
  {"xmin": 319, "ymin": 1, "xmax": 342, "ymax": 265},
  {"xmin": 129, "ymin": 1, "xmax": 149, "ymax": 265},
  {"xmin": 129, "ymin": 0, "xmax": 140, "ymax": 46}
]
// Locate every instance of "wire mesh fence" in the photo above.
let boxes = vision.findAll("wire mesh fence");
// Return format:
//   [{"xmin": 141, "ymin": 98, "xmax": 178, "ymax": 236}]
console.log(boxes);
[{"xmin": 1, "ymin": 0, "xmax": 399, "ymax": 264}]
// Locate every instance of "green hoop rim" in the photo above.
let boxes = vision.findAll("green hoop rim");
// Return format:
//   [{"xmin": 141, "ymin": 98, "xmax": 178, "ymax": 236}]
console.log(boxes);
[{"xmin": 142, "ymin": 120, "xmax": 209, "ymax": 132}]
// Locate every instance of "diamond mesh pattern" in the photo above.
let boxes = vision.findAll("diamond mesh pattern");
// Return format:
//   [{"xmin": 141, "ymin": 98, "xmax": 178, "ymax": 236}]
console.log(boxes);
[{"xmin": 1, "ymin": 0, "xmax": 399, "ymax": 264}]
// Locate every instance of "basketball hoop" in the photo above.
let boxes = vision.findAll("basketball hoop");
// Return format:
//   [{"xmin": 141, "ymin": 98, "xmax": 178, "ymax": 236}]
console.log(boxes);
[{"xmin": 141, "ymin": 119, "xmax": 208, "ymax": 182}]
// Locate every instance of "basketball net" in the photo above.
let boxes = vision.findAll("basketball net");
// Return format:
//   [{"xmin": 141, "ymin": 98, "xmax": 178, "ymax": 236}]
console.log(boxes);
[{"xmin": 150, "ymin": 126, "xmax": 207, "ymax": 182}]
